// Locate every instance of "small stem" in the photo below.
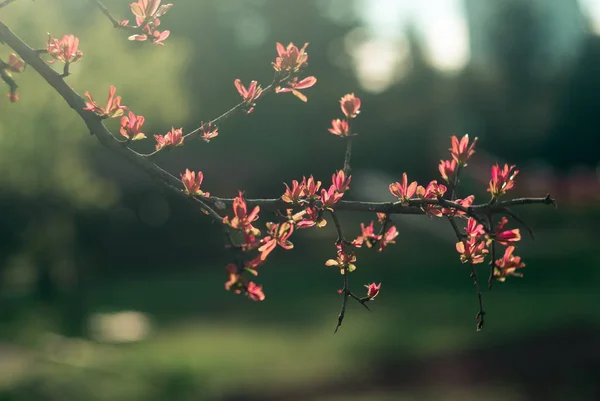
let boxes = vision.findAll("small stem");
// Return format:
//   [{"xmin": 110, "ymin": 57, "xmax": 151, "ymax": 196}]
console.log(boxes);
[
  {"xmin": 446, "ymin": 215, "xmax": 465, "ymax": 239},
  {"xmin": 446, "ymin": 211, "xmax": 485, "ymax": 331},
  {"xmin": 60, "ymin": 61, "xmax": 70, "ymax": 78},
  {"xmin": 335, "ymin": 267, "xmax": 349, "ymax": 333},
  {"xmin": 327, "ymin": 209, "xmax": 352, "ymax": 333},
  {"xmin": 343, "ymin": 138, "xmax": 352, "ymax": 176},
  {"xmin": 91, "ymin": 0, "xmax": 136, "ymax": 30},
  {"xmin": 449, "ymin": 164, "xmax": 463, "ymax": 200},
  {"xmin": 503, "ymin": 207, "xmax": 535, "ymax": 239},
  {"xmin": 328, "ymin": 209, "xmax": 346, "ymax": 243},
  {"xmin": 486, "ymin": 214, "xmax": 495, "ymax": 290},
  {"xmin": 470, "ymin": 263, "xmax": 485, "ymax": 331},
  {"xmin": 348, "ymin": 291, "xmax": 371, "ymax": 311},
  {"xmin": 141, "ymin": 81, "xmax": 281, "ymax": 157}
]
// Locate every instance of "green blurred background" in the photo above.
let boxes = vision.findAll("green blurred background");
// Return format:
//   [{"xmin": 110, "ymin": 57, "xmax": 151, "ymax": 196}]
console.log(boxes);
[{"xmin": 0, "ymin": 0, "xmax": 599, "ymax": 400}]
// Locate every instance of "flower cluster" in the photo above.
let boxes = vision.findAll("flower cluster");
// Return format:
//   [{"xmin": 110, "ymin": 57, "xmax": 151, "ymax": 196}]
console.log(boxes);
[
  {"xmin": 281, "ymin": 170, "xmax": 350, "ymax": 221},
  {"xmin": 274, "ymin": 42, "xmax": 317, "ymax": 102},
  {"xmin": 200, "ymin": 122, "xmax": 219, "ymax": 142},
  {"xmin": 450, "ymin": 134, "xmax": 478, "ymax": 166},
  {"xmin": 364, "ymin": 283, "xmax": 381, "ymax": 301},
  {"xmin": 216, "ymin": 94, "xmax": 385, "ymax": 303},
  {"xmin": 220, "ymin": 192, "xmax": 271, "ymax": 301},
  {"xmin": 387, "ymin": 134, "xmax": 526, "ymax": 285},
  {"xmin": 329, "ymin": 93, "xmax": 361, "ymax": 137},
  {"xmin": 123, "ymin": 0, "xmax": 173, "ymax": 46},
  {"xmin": 389, "ymin": 173, "xmax": 417, "ymax": 204},
  {"xmin": 154, "ymin": 127, "xmax": 184, "ymax": 150},
  {"xmin": 120, "ymin": 111, "xmax": 146, "ymax": 141},
  {"xmin": 82, "ymin": 84, "xmax": 188, "ymax": 153},
  {"xmin": 180, "ymin": 169, "xmax": 210, "ymax": 197},
  {"xmin": 234, "ymin": 79, "xmax": 262, "ymax": 113},
  {"xmin": 438, "ymin": 134, "xmax": 477, "ymax": 184},
  {"xmin": 351, "ymin": 222, "xmax": 398, "ymax": 252},
  {"xmin": 224, "ymin": 263, "xmax": 265, "ymax": 301},
  {"xmin": 46, "ymin": 34, "xmax": 83, "ymax": 65},
  {"xmin": 326, "ymin": 244, "xmax": 357, "ymax": 274},
  {"xmin": 488, "ymin": 163, "xmax": 519, "ymax": 199},
  {"xmin": 389, "ymin": 175, "xmax": 449, "ymax": 217},
  {"xmin": 494, "ymin": 246, "xmax": 526, "ymax": 281},
  {"xmin": 83, "ymin": 85, "xmax": 128, "ymax": 119},
  {"xmin": 435, "ymin": 137, "xmax": 526, "ymax": 282}
]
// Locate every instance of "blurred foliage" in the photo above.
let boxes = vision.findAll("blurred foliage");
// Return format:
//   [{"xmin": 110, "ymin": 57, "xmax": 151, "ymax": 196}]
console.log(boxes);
[
  {"xmin": 0, "ymin": 0, "xmax": 192, "ymax": 208},
  {"xmin": 0, "ymin": 0, "xmax": 599, "ymax": 400}
]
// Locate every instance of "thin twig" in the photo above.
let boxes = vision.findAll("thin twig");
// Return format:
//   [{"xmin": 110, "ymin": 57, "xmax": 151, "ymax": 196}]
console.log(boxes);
[
  {"xmin": 91, "ymin": 0, "xmax": 136, "ymax": 31},
  {"xmin": 92, "ymin": 0, "xmax": 122, "ymax": 27},
  {"xmin": 335, "ymin": 265, "xmax": 349, "ymax": 333},
  {"xmin": 446, "ymin": 215, "xmax": 464, "ymax": 239},
  {"xmin": 503, "ymin": 207, "xmax": 535, "ymax": 239},
  {"xmin": 486, "ymin": 214, "xmax": 496, "ymax": 290},
  {"xmin": 142, "ymin": 102, "xmax": 247, "ymax": 157},
  {"xmin": 470, "ymin": 263, "xmax": 485, "ymax": 331},
  {"xmin": 327, "ymin": 209, "xmax": 351, "ymax": 333},
  {"xmin": 142, "ymin": 78, "xmax": 282, "ymax": 157},
  {"xmin": 348, "ymin": 291, "xmax": 371, "ymax": 311},
  {"xmin": 472, "ymin": 194, "xmax": 556, "ymax": 211},
  {"xmin": 449, "ymin": 164, "xmax": 462, "ymax": 200},
  {"xmin": 446, "ymin": 212, "xmax": 485, "ymax": 330},
  {"xmin": 328, "ymin": 209, "xmax": 346, "ymax": 243},
  {"xmin": 60, "ymin": 61, "xmax": 70, "ymax": 78}
]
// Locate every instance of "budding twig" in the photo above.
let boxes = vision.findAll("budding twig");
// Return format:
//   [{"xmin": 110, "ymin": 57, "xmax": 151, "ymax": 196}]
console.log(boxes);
[
  {"xmin": 446, "ymin": 207, "xmax": 486, "ymax": 330},
  {"xmin": 470, "ymin": 263, "xmax": 485, "ymax": 331},
  {"xmin": 0, "ymin": 17, "xmax": 556, "ymax": 332},
  {"xmin": 327, "ymin": 210, "xmax": 350, "ymax": 333},
  {"xmin": 91, "ymin": 0, "xmax": 137, "ymax": 31},
  {"xmin": 335, "ymin": 264, "xmax": 349, "ymax": 334},
  {"xmin": 197, "ymin": 196, "xmax": 555, "ymax": 223},
  {"xmin": 140, "ymin": 74, "xmax": 289, "ymax": 157}
]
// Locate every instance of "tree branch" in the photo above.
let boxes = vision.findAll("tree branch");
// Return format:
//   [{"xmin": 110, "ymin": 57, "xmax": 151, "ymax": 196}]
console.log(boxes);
[
  {"xmin": 1, "ymin": 20, "xmax": 555, "ymax": 222},
  {"xmin": 201, "ymin": 196, "xmax": 555, "ymax": 219},
  {"xmin": 0, "ymin": 20, "xmax": 223, "ymax": 221}
]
